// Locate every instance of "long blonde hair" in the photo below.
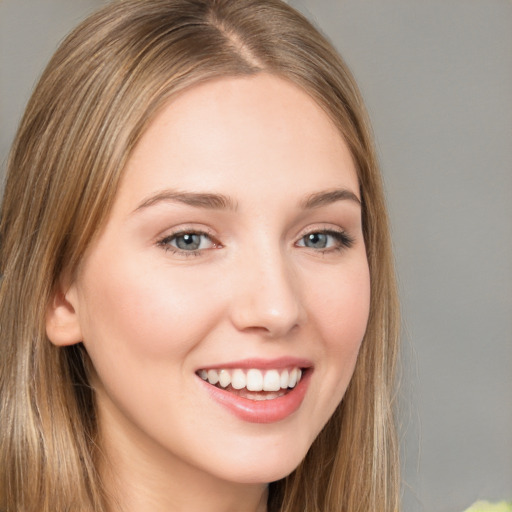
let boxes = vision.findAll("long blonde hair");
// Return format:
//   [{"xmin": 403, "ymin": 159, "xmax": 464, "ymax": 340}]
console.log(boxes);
[{"xmin": 0, "ymin": 1, "xmax": 400, "ymax": 511}]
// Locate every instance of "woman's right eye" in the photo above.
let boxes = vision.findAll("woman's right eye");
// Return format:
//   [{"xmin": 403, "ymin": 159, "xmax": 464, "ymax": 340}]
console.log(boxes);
[{"xmin": 157, "ymin": 231, "xmax": 218, "ymax": 255}]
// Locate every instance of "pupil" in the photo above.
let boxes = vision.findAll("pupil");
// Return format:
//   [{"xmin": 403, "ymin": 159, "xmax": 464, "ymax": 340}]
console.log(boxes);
[
  {"xmin": 177, "ymin": 233, "xmax": 200, "ymax": 250},
  {"xmin": 306, "ymin": 233, "xmax": 327, "ymax": 248}
]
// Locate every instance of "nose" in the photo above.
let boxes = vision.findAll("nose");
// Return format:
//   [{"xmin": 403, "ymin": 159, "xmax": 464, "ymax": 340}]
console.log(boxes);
[{"xmin": 229, "ymin": 247, "xmax": 306, "ymax": 338}]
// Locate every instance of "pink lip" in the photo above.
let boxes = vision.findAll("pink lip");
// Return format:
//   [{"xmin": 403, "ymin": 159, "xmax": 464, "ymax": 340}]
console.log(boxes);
[
  {"xmin": 196, "ymin": 359, "xmax": 313, "ymax": 424},
  {"xmin": 196, "ymin": 356, "xmax": 313, "ymax": 371}
]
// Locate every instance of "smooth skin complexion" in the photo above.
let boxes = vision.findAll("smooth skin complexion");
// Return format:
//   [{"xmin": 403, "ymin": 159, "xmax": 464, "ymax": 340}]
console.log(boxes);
[{"xmin": 46, "ymin": 74, "xmax": 370, "ymax": 512}]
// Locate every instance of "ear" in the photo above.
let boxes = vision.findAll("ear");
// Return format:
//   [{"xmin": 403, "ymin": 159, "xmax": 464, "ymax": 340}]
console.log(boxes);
[{"xmin": 46, "ymin": 281, "xmax": 83, "ymax": 346}]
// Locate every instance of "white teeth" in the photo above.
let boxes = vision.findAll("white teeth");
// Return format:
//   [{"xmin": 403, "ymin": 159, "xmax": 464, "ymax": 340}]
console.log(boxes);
[
  {"xmin": 199, "ymin": 367, "xmax": 304, "ymax": 392},
  {"xmin": 207, "ymin": 369, "xmax": 219, "ymax": 385},
  {"xmin": 246, "ymin": 369, "xmax": 264, "ymax": 391},
  {"xmin": 288, "ymin": 368, "xmax": 298, "ymax": 388},
  {"xmin": 231, "ymin": 369, "xmax": 246, "ymax": 390},
  {"xmin": 218, "ymin": 369, "xmax": 231, "ymax": 388},
  {"xmin": 263, "ymin": 370, "xmax": 281, "ymax": 392},
  {"xmin": 280, "ymin": 369, "xmax": 289, "ymax": 389}
]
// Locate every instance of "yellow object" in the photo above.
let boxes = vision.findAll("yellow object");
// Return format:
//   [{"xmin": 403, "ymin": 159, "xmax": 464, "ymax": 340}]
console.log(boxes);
[{"xmin": 464, "ymin": 501, "xmax": 512, "ymax": 512}]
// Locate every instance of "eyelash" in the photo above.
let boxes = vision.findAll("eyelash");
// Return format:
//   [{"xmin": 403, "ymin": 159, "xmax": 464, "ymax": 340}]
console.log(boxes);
[
  {"xmin": 157, "ymin": 230, "xmax": 220, "ymax": 257},
  {"xmin": 297, "ymin": 229, "xmax": 355, "ymax": 253},
  {"xmin": 156, "ymin": 228, "xmax": 355, "ymax": 257}
]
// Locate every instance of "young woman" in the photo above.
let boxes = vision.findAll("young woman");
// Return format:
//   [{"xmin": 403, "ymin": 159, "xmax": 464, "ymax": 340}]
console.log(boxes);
[{"xmin": 0, "ymin": 1, "xmax": 400, "ymax": 511}]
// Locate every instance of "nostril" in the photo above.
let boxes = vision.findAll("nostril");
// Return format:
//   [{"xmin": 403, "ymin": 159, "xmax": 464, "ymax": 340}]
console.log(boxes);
[
  {"xmin": 236, "ymin": 321, "xmax": 301, "ymax": 339},
  {"xmin": 229, "ymin": 292, "xmax": 304, "ymax": 337}
]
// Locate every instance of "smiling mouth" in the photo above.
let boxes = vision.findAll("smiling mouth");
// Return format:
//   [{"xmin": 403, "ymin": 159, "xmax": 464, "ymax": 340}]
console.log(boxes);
[{"xmin": 197, "ymin": 367, "xmax": 304, "ymax": 401}]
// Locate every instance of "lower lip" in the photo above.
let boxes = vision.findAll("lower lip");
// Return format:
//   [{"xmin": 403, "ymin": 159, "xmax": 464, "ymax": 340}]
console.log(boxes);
[{"xmin": 198, "ymin": 370, "xmax": 311, "ymax": 424}]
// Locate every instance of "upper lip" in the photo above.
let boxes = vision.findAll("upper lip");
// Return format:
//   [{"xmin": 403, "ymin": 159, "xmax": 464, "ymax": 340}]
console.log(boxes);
[{"xmin": 196, "ymin": 356, "xmax": 313, "ymax": 371}]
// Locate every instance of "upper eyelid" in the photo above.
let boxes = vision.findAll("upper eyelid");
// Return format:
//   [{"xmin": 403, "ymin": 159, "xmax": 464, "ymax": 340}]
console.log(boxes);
[
  {"xmin": 300, "ymin": 225, "xmax": 345, "ymax": 234},
  {"xmin": 295, "ymin": 224, "xmax": 350, "ymax": 239},
  {"xmin": 155, "ymin": 224, "xmax": 217, "ymax": 241},
  {"xmin": 298, "ymin": 229, "xmax": 351, "ymax": 240}
]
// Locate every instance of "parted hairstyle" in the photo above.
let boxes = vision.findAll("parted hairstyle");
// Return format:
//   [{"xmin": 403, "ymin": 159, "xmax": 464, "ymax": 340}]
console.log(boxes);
[{"xmin": 0, "ymin": 1, "xmax": 400, "ymax": 511}]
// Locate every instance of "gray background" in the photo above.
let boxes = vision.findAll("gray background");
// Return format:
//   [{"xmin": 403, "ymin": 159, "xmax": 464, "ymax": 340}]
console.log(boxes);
[{"xmin": 1, "ymin": 1, "xmax": 511, "ymax": 511}]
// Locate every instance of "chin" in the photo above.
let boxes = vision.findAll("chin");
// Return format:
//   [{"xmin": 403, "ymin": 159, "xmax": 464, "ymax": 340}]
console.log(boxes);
[{"xmin": 207, "ymin": 434, "xmax": 314, "ymax": 485}]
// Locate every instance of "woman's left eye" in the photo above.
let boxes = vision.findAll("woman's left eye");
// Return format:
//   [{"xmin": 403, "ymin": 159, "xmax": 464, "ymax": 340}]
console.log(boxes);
[
  {"xmin": 157, "ymin": 231, "xmax": 217, "ymax": 254},
  {"xmin": 296, "ymin": 230, "xmax": 354, "ymax": 251}
]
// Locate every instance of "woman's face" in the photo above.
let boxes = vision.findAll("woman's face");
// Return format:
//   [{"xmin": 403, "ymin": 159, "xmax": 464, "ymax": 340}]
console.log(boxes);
[{"xmin": 61, "ymin": 74, "xmax": 370, "ymax": 487}]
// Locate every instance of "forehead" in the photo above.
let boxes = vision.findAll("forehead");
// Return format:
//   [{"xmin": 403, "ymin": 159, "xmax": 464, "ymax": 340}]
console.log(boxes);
[{"xmin": 118, "ymin": 73, "xmax": 359, "ymax": 209}]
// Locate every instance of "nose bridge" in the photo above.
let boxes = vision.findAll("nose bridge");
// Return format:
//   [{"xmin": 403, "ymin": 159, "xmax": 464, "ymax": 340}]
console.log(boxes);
[{"xmin": 230, "ymin": 241, "xmax": 304, "ymax": 337}]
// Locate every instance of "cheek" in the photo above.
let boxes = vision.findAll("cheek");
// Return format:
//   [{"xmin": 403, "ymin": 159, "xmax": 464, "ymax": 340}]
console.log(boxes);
[
  {"xmin": 75, "ymin": 257, "xmax": 224, "ymax": 437},
  {"xmin": 313, "ymin": 262, "xmax": 371, "ymax": 348},
  {"xmin": 306, "ymin": 260, "xmax": 371, "ymax": 401},
  {"xmin": 76, "ymin": 256, "xmax": 222, "ymax": 364}
]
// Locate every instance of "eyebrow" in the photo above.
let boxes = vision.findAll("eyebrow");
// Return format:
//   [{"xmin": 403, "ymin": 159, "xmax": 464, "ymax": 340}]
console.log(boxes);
[
  {"xmin": 300, "ymin": 188, "xmax": 361, "ymax": 209},
  {"xmin": 133, "ymin": 186, "xmax": 360, "ymax": 214},
  {"xmin": 134, "ymin": 189, "xmax": 238, "ymax": 212}
]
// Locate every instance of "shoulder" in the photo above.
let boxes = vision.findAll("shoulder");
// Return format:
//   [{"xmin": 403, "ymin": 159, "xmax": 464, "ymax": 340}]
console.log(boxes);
[{"xmin": 464, "ymin": 501, "xmax": 512, "ymax": 512}]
